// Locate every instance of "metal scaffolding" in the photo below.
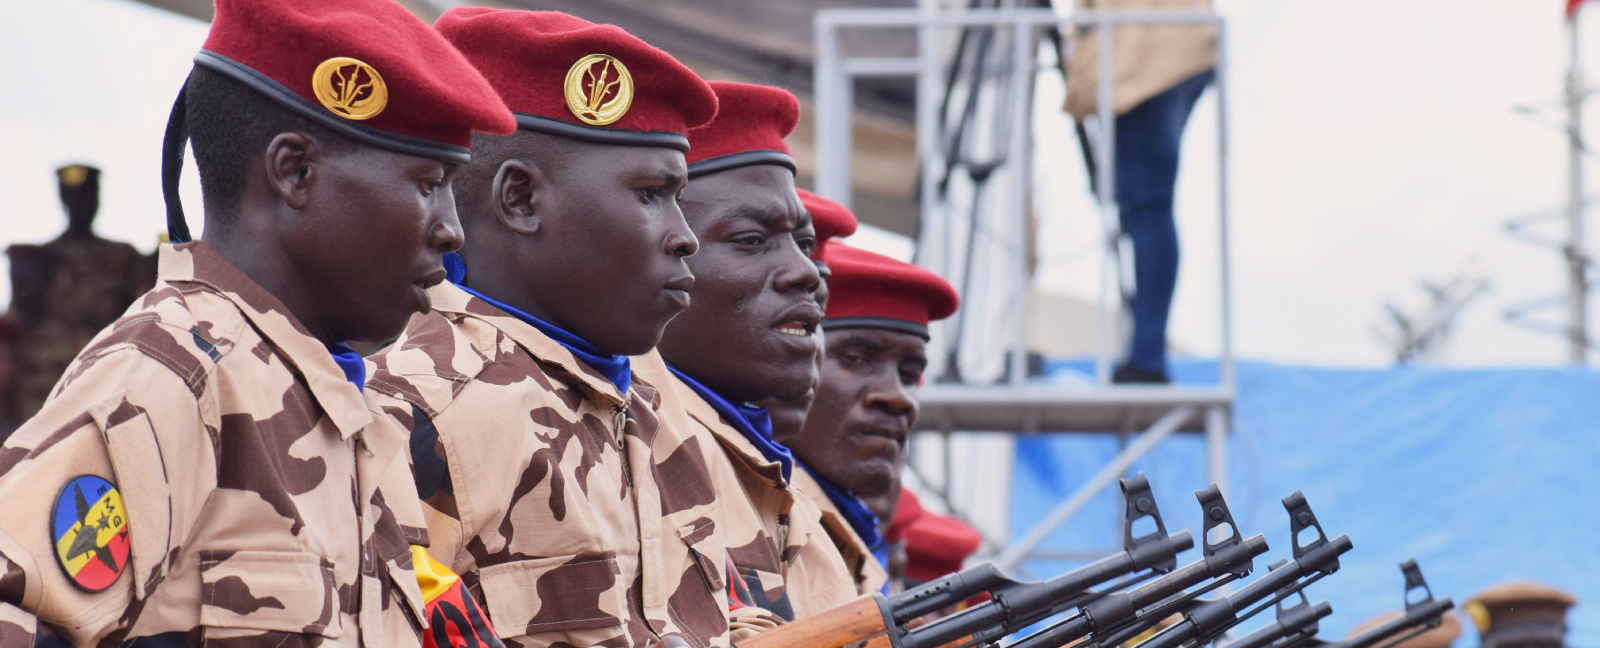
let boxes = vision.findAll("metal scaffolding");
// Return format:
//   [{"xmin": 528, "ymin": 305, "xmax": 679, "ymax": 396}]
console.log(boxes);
[{"xmin": 813, "ymin": 6, "xmax": 1234, "ymax": 572}]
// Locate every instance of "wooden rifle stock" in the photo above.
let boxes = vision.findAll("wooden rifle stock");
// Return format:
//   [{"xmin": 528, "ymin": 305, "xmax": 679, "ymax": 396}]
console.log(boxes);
[{"xmin": 735, "ymin": 595, "xmax": 889, "ymax": 648}]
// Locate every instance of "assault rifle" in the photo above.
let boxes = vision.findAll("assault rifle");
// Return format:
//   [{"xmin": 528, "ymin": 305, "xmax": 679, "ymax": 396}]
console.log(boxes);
[
  {"xmin": 735, "ymin": 474, "xmax": 1195, "ymax": 648},
  {"xmin": 1111, "ymin": 492, "xmax": 1352, "ymax": 648},
  {"xmin": 998, "ymin": 485, "xmax": 1276, "ymax": 648},
  {"xmin": 1208, "ymin": 559, "xmax": 1331, "ymax": 648},
  {"xmin": 1260, "ymin": 560, "xmax": 1452, "ymax": 648}
]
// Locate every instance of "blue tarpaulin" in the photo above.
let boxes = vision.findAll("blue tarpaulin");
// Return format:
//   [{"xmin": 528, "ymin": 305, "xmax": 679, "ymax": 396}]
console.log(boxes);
[{"xmin": 1011, "ymin": 360, "xmax": 1600, "ymax": 647}]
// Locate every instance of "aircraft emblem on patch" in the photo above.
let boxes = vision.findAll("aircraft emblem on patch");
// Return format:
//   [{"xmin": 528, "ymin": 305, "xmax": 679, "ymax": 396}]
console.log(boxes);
[{"xmin": 51, "ymin": 475, "xmax": 130, "ymax": 592}]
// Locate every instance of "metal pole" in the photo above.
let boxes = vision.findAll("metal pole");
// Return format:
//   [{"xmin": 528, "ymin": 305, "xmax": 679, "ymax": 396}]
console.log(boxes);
[
  {"xmin": 1215, "ymin": 21, "xmax": 1236, "ymax": 387},
  {"xmin": 1566, "ymin": 16, "xmax": 1588, "ymax": 364},
  {"xmin": 1009, "ymin": 18, "xmax": 1033, "ymax": 386},
  {"xmin": 916, "ymin": 2, "xmax": 955, "ymax": 378},
  {"xmin": 1206, "ymin": 404, "xmax": 1228, "ymax": 497},
  {"xmin": 814, "ymin": 12, "xmax": 849, "ymax": 206},
  {"xmin": 1094, "ymin": 12, "xmax": 1118, "ymax": 385}
]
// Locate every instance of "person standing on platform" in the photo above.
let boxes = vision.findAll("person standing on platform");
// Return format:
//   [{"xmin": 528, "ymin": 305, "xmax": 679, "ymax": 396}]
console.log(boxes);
[
  {"xmin": 0, "ymin": 0, "xmax": 518, "ymax": 644},
  {"xmin": 775, "ymin": 241, "xmax": 958, "ymax": 597},
  {"xmin": 362, "ymin": 10, "xmax": 748, "ymax": 647},
  {"xmin": 5, "ymin": 165, "xmax": 156, "ymax": 422},
  {"xmin": 633, "ymin": 81, "xmax": 861, "ymax": 621},
  {"xmin": 1066, "ymin": 0, "xmax": 1215, "ymax": 384}
]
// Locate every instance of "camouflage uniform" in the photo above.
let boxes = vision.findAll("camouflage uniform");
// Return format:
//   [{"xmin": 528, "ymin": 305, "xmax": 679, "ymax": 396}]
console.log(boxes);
[
  {"xmin": 5, "ymin": 235, "xmax": 154, "ymax": 422},
  {"xmin": 365, "ymin": 282, "xmax": 741, "ymax": 648},
  {"xmin": 0, "ymin": 242, "xmax": 431, "ymax": 647},
  {"xmin": 631, "ymin": 354, "xmax": 860, "ymax": 622},
  {"xmin": 787, "ymin": 468, "xmax": 889, "ymax": 596}
]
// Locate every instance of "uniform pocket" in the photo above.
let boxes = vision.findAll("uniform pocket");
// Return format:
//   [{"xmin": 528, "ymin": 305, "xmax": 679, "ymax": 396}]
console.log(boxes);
[
  {"xmin": 198, "ymin": 550, "xmax": 343, "ymax": 638},
  {"xmin": 476, "ymin": 553, "xmax": 623, "ymax": 637},
  {"xmin": 675, "ymin": 517, "xmax": 725, "ymax": 593}
]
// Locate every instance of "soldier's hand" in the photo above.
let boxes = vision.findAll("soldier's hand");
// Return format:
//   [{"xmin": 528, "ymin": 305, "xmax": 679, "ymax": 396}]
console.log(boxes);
[{"xmin": 643, "ymin": 633, "xmax": 695, "ymax": 648}]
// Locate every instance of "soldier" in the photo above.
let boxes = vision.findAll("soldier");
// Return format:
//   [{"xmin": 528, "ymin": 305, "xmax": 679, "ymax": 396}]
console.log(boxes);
[
  {"xmin": 362, "ymin": 9, "xmax": 747, "ymax": 648},
  {"xmin": 0, "ymin": 0, "xmax": 516, "ymax": 644},
  {"xmin": 748, "ymin": 191, "xmax": 892, "ymax": 595},
  {"xmin": 634, "ymin": 81, "xmax": 860, "ymax": 621},
  {"xmin": 1464, "ymin": 582, "xmax": 1578, "ymax": 648},
  {"xmin": 775, "ymin": 240, "xmax": 959, "ymax": 597},
  {"xmin": 5, "ymin": 165, "xmax": 155, "ymax": 422}
]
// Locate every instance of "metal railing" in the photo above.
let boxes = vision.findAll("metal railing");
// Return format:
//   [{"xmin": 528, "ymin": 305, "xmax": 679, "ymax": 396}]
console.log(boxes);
[{"xmin": 813, "ymin": 6, "xmax": 1235, "ymax": 572}]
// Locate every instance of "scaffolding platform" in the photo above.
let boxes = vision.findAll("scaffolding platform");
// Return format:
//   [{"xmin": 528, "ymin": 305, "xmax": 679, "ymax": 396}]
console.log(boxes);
[{"xmin": 915, "ymin": 385, "xmax": 1231, "ymax": 434}]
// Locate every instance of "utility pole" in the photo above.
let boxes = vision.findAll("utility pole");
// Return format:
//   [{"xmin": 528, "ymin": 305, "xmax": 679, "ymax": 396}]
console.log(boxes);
[{"xmin": 1565, "ymin": 15, "xmax": 1589, "ymax": 363}]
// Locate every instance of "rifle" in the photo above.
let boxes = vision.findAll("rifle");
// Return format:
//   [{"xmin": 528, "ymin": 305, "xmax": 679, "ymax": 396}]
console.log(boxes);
[
  {"xmin": 1209, "ymin": 560, "xmax": 1331, "ymax": 648},
  {"xmin": 999, "ymin": 485, "xmax": 1268, "ymax": 648},
  {"xmin": 1268, "ymin": 560, "xmax": 1453, "ymax": 648},
  {"xmin": 735, "ymin": 474, "xmax": 1195, "ymax": 648},
  {"xmin": 1108, "ymin": 492, "xmax": 1353, "ymax": 648}
]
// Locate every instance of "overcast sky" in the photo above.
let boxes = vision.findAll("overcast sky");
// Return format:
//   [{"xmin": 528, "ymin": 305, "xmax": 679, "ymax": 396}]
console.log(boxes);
[{"xmin": 4, "ymin": 0, "xmax": 1600, "ymax": 367}]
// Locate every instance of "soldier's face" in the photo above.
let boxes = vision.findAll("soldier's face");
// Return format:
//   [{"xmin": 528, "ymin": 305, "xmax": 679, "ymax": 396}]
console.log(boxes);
[
  {"xmin": 758, "ymin": 260, "xmax": 831, "ymax": 440},
  {"xmin": 524, "ymin": 144, "xmax": 697, "ymax": 356},
  {"xmin": 788, "ymin": 327, "xmax": 924, "ymax": 496},
  {"xmin": 287, "ymin": 145, "xmax": 464, "ymax": 343},
  {"xmin": 660, "ymin": 166, "xmax": 821, "ymax": 403}
]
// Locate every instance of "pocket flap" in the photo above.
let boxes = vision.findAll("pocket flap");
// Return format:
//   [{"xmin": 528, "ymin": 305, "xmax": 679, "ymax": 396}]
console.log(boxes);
[
  {"xmin": 477, "ymin": 553, "xmax": 623, "ymax": 638},
  {"xmin": 199, "ymin": 550, "xmax": 342, "ymax": 638},
  {"xmin": 675, "ymin": 518, "xmax": 725, "ymax": 592},
  {"xmin": 91, "ymin": 393, "xmax": 170, "ymax": 601}
]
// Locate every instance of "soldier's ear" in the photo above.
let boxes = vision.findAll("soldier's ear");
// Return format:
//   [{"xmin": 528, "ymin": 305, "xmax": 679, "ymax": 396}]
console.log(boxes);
[
  {"xmin": 265, "ymin": 132, "xmax": 317, "ymax": 211},
  {"xmin": 493, "ymin": 159, "xmax": 543, "ymax": 236}
]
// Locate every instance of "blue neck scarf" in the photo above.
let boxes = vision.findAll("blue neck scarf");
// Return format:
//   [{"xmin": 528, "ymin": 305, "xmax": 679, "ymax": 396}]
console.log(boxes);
[
  {"xmin": 796, "ymin": 460, "xmax": 885, "ymax": 557},
  {"xmin": 668, "ymin": 366, "xmax": 793, "ymax": 483},
  {"xmin": 445, "ymin": 253, "xmax": 631, "ymax": 395},
  {"xmin": 326, "ymin": 342, "xmax": 366, "ymax": 392}
]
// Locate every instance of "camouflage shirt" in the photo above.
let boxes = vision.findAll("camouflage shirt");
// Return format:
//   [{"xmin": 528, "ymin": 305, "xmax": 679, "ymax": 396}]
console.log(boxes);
[
  {"xmin": 0, "ymin": 242, "xmax": 431, "ymax": 646},
  {"xmin": 787, "ymin": 469, "xmax": 889, "ymax": 597},
  {"xmin": 630, "ymin": 356, "xmax": 860, "ymax": 623},
  {"xmin": 364, "ymin": 283, "xmax": 735, "ymax": 648}
]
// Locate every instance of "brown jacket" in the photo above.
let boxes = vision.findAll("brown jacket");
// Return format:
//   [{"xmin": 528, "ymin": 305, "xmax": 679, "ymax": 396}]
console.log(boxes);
[
  {"xmin": 1064, "ymin": 0, "xmax": 1216, "ymax": 120},
  {"xmin": 631, "ymin": 355, "xmax": 859, "ymax": 623},
  {"xmin": 364, "ymin": 283, "xmax": 736, "ymax": 648},
  {"xmin": 0, "ymin": 242, "xmax": 429, "ymax": 647},
  {"xmin": 787, "ymin": 469, "xmax": 889, "ymax": 597}
]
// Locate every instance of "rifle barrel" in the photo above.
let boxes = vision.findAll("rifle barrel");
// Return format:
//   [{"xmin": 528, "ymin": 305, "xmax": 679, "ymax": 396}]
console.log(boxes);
[
  {"xmin": 966, "ymin": 534, "xmax": 1268, "ymax": 648},
  {"xmin": 1218, "ymin": 601, "xmax": 1333, "ymax": 648},
  {"xmin": 1136, "ymin": 535, "xmax": 1353, "ymax": 648}
]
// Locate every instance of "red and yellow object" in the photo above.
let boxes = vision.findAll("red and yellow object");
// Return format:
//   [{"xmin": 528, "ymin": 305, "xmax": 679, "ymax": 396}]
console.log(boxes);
[
  {"xmin": 51, "ymin": 475, "xmax": 131, "ymax": 592},
  {"xmin": 414, "ymin": 546, "xmax": 504, "ymax": 648}
]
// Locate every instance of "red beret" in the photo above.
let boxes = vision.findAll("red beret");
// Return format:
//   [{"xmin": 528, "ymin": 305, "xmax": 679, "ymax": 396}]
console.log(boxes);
[
  {"xmin": 197, "ymin": 0, "xmax": 515, "ymax": 163},
  {"xmin": 686, "ymin": 82, "xmax": 800, "ymax": 177},
  {"xmin": 819, "ymin": 242, "xmax": 959, "ymax": 340},
  {"xmin": 436, "ymin": 9, "xmax": 718, "ymax": 151},
  {"xmin": 903, "ymin": 508, "xmax": 983, "ymax": 583},
  {"xmin": 797, "ymin": 189, "xmax": 858, "ymax": 255}
]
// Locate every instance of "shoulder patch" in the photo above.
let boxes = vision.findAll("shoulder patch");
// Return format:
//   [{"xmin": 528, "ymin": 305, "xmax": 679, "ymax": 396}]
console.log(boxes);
[{"xmin": 51, "ymin": 475, "xmax": 130, "ymax": 592}]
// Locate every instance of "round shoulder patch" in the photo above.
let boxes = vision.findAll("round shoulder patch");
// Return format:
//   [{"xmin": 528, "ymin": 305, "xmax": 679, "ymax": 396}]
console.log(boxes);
[{"xmin": 52, "ymin": 475, "xmax": 130, "ymax": 592}]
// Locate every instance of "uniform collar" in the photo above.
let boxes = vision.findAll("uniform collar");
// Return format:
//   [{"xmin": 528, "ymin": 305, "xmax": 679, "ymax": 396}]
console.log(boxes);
[
  {"xmin": 427, "ymin": 281, "xmax": 629, "ymax": 407},
  {"xmin": 159, "ymin": 241, "xmax": 372, "ymax": 439},
  {"xmin": 452, "ymin": 283, "xmax": 631, "ymax": 395},
  {"xmin": 794, "ymin": 460, "xmax": 883, "ymax": 551},
  {"xmin": 668, "ymin": 367, "xmax": 792, "ymax": 483}
]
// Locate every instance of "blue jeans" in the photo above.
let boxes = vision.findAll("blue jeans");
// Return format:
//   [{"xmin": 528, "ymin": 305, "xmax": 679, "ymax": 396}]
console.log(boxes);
[{"xmin": 1114, "ymin": 69, "xmax": 1214, "ymax": 374}]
